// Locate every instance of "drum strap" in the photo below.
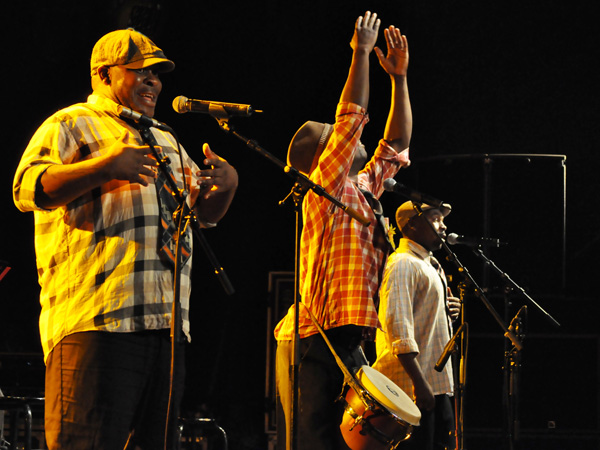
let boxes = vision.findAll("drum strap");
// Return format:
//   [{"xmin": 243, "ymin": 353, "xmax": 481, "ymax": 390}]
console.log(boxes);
[{"xmin": 301, "ymin": 304, "xmax": 364, "ymax": 395}]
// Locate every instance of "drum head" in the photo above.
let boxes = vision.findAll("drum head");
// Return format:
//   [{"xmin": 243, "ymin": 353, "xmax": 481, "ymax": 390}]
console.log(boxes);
[{"xmin": 356, "ymin": 365, "xmax": 421, "ymax": 426}]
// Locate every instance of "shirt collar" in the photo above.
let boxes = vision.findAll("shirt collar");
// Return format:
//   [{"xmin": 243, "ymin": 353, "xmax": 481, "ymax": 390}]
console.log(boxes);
[
  {"xmin": 398, "ymin": 237, "xmax": 433, "ymax": 262},
  {"xmin": 87, "ymin": 93, "xmax": 122, "ymax": 116}
]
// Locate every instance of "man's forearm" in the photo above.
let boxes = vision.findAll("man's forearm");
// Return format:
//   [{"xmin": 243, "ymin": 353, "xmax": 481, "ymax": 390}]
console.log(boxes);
[
  {"xmin": 37, "ymin": 158, "xmax": 111, "ymax": 209},
  {"xmin": 339, "ymin": 48, "xmax": 371, "ymax": 109},
  {"xmin": 383, "ymin": 74, "xmax": 412, "ymax": 151}
]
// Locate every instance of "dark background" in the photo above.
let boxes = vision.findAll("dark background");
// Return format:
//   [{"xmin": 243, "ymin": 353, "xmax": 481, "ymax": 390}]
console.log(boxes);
[{"xmin": 1, "ymin": 1, "xmax": 598, "ymax": 449}]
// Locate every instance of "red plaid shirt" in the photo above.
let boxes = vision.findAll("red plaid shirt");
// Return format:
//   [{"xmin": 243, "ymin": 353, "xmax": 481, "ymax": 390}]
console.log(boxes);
[{"xmin": 274, "ymin": 102, "xmax": 410, "ymax": 341}]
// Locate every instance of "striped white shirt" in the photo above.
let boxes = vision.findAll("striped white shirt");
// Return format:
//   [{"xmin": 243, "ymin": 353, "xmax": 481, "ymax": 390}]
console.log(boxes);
[{"xmin": 373, "ymin": 238, "xmax": 454, "ymax": 398}]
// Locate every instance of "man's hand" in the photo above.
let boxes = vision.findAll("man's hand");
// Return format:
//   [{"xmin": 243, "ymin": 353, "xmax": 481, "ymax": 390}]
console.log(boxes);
[
  {"xmin": 413, "ymin": 378, "xmax": 436, "ymax": 412},
  {"xmin": 375, "ymin": 26, "xmax": 409, "ymax": 77},
  {"xmin": 350, "ymin": 11, "xmax": 381, "ymax": 53},
  {"xmin": 447, "ymin": 290, "xmax": 462, "ymax": 321},
  {"xmin": 103, "ymin": 130, "xmax": 157, "ymax": 186},
  {"xmin": 196, "ymin": 143, "xmax": 238, "ymax": 200}
]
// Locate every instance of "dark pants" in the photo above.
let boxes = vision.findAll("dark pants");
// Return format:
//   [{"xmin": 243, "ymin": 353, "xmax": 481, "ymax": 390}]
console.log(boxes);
[
  {"xmin": 400, "ymin": 394, "xmax": 456, "ymax": 450},
  {"xmin": 276, "ymin": 326, "xmax": 366, "ymax": 450},
  {"xmin": 44, "ymin": 330, "xmax": 186, "ymax": 450}
]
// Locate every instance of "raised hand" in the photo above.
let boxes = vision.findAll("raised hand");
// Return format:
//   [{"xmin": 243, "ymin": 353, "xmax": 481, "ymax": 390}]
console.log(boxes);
[
  {"xmin": 375, "ymin": 26, "xmax": 409, "ymax": 77},
  {"xmin": 351, "ymin": 11, "xmax": 381, "ymax": 53}
]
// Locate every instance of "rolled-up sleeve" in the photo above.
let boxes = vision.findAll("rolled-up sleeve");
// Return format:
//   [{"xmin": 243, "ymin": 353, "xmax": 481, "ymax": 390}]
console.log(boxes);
[
  {"xmin": 13, "ymin": 118, "xmax": 75, "ymax": 212},
  {"xmin": 381, "ymin": 257, "xmax": 421, "ymax": 356}
]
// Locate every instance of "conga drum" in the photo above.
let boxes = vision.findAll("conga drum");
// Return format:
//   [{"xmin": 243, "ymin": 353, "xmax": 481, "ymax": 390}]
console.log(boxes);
[{"xmin": 340, "ymin": 365, "xmax": 421, "ymax": 450}]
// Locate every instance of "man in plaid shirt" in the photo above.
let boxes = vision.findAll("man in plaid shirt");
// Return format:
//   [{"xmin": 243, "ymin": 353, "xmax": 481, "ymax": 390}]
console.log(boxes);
[
  {"xmin": 13, "ymin": 29, "xmax": 238, "ymax": 449},
  {"xmin": 274, "ymin": 11, "xmax": 412, "ymax": 450}
]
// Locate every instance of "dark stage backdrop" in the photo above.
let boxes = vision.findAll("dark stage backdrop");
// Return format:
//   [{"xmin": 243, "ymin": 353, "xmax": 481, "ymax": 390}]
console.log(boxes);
[{"xmin": 1, "ymin": 1, "xmax": 598, "ymax": 449}]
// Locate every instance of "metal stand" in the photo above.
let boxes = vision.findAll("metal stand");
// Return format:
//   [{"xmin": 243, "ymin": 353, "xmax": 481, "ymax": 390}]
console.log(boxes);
[
  {"xmin": 470, "ymin": 248, "xmax": 559, "ymax": 450},
  {"xmin": 178, "ymin": 417, "xmax": 228, "ymax": 450},
  {"xmin": 0, "ymin": 396, "xmax": 45, "ymax": 450},
  {"xmin": 503, "ymin": 304, "xmax": 527, "ymax": 450},
  {"xmin": 206, "ymin": 114, "xmax": 370, "ymax": 450},
  {"xmin": 454, "ymin": 282, "xmax": 469, "ymax": 450},
  {"xmin": 134, "ymin": 122, "xmax": 235, "ymax": 450}
]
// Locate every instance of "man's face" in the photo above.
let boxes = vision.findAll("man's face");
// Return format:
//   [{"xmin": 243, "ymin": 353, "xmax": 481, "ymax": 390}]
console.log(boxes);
[
  {"xmin": 107, "ymin": 65, "xmax": 162, "ymax": 117},
  {"xmin": 411, "ymin": 209, "xmax": 447, "ymax": 251}
]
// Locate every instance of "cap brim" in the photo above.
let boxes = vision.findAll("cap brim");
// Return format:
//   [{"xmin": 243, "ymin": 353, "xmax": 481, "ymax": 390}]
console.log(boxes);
[
  {"xmin": 123, "ymin": 57, "xmax": 175, "ymax": 73},
  {"xmin": 422, "ymin": 203, "xmax": 452, "ymax": 217}
]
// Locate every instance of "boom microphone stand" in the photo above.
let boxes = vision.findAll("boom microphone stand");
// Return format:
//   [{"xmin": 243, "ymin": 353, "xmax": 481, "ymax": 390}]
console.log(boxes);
[
  {"xmin": 131, "ymin": 120, "xmax": 235, "ymax": 450},
  {"xmin": 470, "ymin": 248, "xmax": 560, "ymax": 450},
  {"xmin": 439, "ymin": 240, "xmax": 520, "ymax": 450},
  {"xmin": 203, "ymin": 113, "xmax": 370, "ymax": 450}
]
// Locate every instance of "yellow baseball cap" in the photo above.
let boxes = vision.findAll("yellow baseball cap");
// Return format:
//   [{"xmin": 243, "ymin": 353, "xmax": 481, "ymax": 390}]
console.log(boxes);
[
  {"xmin": 395, "ymin": 200, "xmax": 452, "ymax": 231},
  {"xmin": 90, "ymin": 28, "xmax": 175, "ymax": 75}
]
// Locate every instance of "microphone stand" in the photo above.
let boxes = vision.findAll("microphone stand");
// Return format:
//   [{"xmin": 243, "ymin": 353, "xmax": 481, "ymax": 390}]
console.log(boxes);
[
  {"xmin": 211, "ymin": 116, "xmax": 371, "ymax": 227},
  {"xmin": 135, "ymin": 124, "xmax": 235, "ymax": 450},
  {"xmin": 407, "ymin": 202, "xmax": 469, "ymax": 449},
  {"xmin": 208, "ymin": 115, "xmax": 371, "ymax": 450},
  {"xmin": 503, "ymin": 304, "xmax": 527, "ymax": 450},
  {"xmin": 470, "ymin": 248, "xmax": 560, "ymax": 450},
  {"xmin": 470, "ymin": 248, "xmax": 560, "ymax": 330}
]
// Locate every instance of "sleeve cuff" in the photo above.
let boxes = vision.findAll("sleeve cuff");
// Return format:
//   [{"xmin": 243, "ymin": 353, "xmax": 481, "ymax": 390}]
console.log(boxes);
[
  {"xmin": 376, "ymin": 140, "xmax": 411, "ymax": 168},
  {"xmin": 392, "ymin": 337, "xmax": 419, "ymax": 355},
  {"xmin": 14, "ymin": 163, "xmax": 55, "ymax": 212},
  {"xmin": 336, "ymin": 101, "xmax": 368, "ymax": 117}
]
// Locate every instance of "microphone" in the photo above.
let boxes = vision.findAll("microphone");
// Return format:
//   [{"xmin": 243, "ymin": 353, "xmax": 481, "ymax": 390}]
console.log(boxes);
[
  {"xmin": 446, "ymin": 233, "xmax": 506, "ymax": 247},
  {"xmin": 117, "ymin": 105, "xmax": 173, "ymax": 132},
  {"xmin": 505, "ymin": 305, "xmax": 527, "ymax": 351},
  {"xmin": 435, "ymin": 323, "xmax": 466, "ymax": 372},
  {"xmin": 172, "ymin": 95, "xmax": 260, "ymax": 117},
  {"xmin": 508, "ymin": 305, "xmax": 527, "ymax": 334},
  {"xmin": 383, "ymin": 178, "xmax": 444, "ymax": 208}
]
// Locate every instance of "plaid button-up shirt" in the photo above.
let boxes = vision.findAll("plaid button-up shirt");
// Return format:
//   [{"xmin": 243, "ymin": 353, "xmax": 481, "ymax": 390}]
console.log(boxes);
[
  {"xmin": 13, "ymin": 94, "xmax": 201, "ymax": 361},
  {"xmin": 275, "ymin": 102, "xmax": 409, "ymax": 341}
]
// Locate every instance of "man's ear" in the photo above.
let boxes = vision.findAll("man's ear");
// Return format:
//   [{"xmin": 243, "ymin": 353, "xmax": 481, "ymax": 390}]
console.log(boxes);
[
  {"xmin": 98, "ymin": 66, "xmax": 111, "ymax": 84},
  {"xmin": 405, "ymin": 218, "xmax": 418, "ymax": 232}
]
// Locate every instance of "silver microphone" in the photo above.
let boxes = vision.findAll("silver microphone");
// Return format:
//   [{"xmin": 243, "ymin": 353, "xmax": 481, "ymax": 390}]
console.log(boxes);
[
  {"xmin": 172, "ymin": 95, "xmax": 260, "ymax": 117},
  {"xmin": 446, "ymin": 233, "xmax": 506, "ymax": 247}
]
